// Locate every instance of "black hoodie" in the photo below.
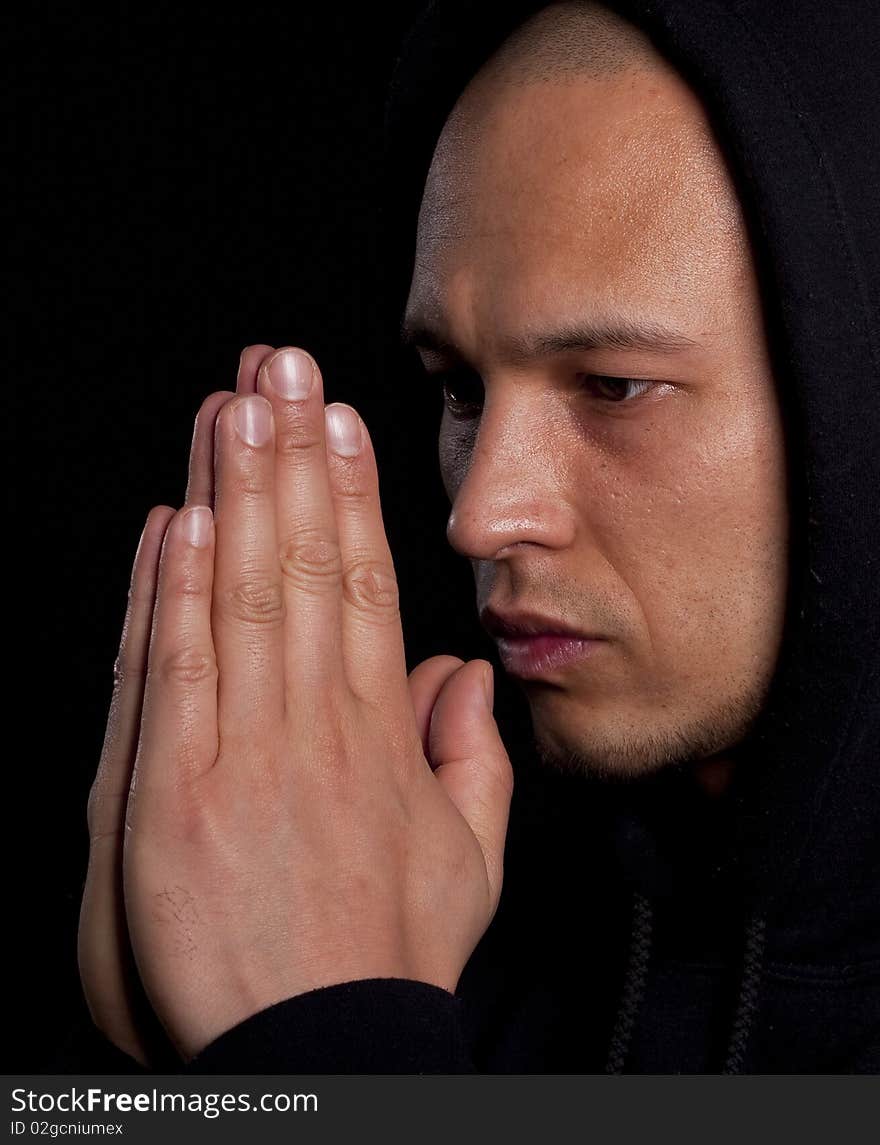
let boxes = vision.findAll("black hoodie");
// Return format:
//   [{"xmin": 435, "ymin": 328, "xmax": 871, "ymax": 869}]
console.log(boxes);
[{"xmin": 56, "ymin": 0, "xmax": 879, "ymax": 1074}]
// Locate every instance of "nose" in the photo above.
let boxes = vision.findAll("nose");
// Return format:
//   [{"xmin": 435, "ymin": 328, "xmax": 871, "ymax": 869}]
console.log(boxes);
[{"xmin": 444, "ymin": 395, "xmax": 576, "ymax": 561}]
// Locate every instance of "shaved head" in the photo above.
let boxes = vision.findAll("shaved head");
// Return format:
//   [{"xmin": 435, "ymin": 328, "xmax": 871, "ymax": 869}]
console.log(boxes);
[
  {"xmin": 405, "ymin": 2, "xmax": 789, "ymax": 793},
  {"xmin": 476, "ymin": 1, "xmax": 665, "ymax": 87}
]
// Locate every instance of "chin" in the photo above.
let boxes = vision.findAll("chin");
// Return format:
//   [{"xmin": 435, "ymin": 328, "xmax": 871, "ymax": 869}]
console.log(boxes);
[
  {"xmin": 529, "ymin": 720, "xmax": 685, "ymax": 782},
  {"xmin": 525, "ymin": 685, "xmax": 766, "ymax": 784}
]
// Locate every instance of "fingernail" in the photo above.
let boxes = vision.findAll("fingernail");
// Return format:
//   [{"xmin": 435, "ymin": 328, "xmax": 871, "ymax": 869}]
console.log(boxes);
[
  {"xmin": 233, "ymin": 396, "xmax": 272, "ymax": 446},
  {"xmin": 268, "ymin": 348, "xmax": 315, "ymax": 400},
  {"xmin": 325, "ymin": 404, "xmax": 362, "ymax": 456},
  {"xmin": 482, "ymin": 664, "xmax": 494, "ymax": 709},
  {"xmin": 182, "ymin": 506, "xmax": 213, "ymax": 548}
]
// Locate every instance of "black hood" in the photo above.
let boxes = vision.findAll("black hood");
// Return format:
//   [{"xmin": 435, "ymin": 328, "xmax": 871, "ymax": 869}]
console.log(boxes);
[{"xmin": 381, "ymin": 0, "xmax": 879, "ymax": 1070}]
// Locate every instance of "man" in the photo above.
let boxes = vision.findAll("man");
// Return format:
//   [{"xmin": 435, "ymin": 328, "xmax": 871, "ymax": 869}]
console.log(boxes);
[{"xmin": 69, "ymin": 0, "xmax": 879, "ymax": 1073}]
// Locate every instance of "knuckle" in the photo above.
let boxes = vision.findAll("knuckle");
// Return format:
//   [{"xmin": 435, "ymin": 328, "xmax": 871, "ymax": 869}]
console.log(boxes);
[
  {"xmin": 165, "ymin": 564, "xmax": 209, "ymax": 599},
  {"xmin": 329, "ymin": 457, "xmax": 372, "ymax": 502},
  {"xmin": 85, "ymin": 785, "xmax": 103, "ymax": 834},
  {"xmin": 279, "ymin": 531, "xmax": 343, "ymax": 585},
  {"xmin": 112, "ymin": 653, "xmax": 144, "ymax": 689},
  {"xmin": 86, "ymin": 782, "xmax": 123, "ymax": 841},
  {"xmin": 219, "ymin": 574, "xmax": 286, "ymax": 626},
  {"xmin": 153, "ymin": 646, "xmax": 217, "ymax": 686},
  {"xmin": 233, "ymin": 467, "xmax": 273, "ymax": 497},
  {"xmin": 305, "ymin": 722, "xmax": 358, "ymax": 788},
  {"xmin": 333, "ymin": 473, "xmax": 372, "ymax": 503},
  {"xmin": 342, "ymin": 559, "xmax": 400, "ymax": 615},
  {"xmin": 127, "ymin": 581, "xmax": 156, "ymax": 612},
  {"xmin": 276, "ymin": 421, "xmax": 324, "ymax": 459}
]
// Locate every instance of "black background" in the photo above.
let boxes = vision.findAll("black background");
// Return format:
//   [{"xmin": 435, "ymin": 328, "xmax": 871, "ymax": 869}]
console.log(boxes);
[{"xmin": 9, "ymin": 7, "xmax": 535, "ymax": 1072}]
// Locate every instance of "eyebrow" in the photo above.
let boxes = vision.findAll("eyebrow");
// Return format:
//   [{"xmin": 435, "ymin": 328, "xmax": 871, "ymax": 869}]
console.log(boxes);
[{"xmin": 399, "ymin": 314, "xmax": 699, "ymax": 362}]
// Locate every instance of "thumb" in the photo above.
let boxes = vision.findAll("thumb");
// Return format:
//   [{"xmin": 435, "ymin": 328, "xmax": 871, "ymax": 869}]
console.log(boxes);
[
  {"xmin": 429, "ymin": 660, "xmax": 514, "ymax": 911},
  {"xmin": 407, "ymin": 654, "xmax": 466, "ymax": 757}
]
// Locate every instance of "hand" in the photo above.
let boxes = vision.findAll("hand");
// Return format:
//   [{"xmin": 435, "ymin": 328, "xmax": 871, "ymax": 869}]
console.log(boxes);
[
  {"xmin": 90, "ymin": 345, "xmax": 514, "ymax": 1064},
  {"xmin": 78, "ymin": 346, "xmax": 274, "ymax": 1065}
]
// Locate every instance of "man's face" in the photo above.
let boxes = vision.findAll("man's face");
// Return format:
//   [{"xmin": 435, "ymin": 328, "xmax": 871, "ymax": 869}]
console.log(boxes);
[{"xmin": 403, "ymin": 61, "xmax": 790, "ymax": 781}]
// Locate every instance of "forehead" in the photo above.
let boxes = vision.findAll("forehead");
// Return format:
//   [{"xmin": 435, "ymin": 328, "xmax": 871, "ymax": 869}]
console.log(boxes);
[{"xmin": 407, "ymin": 67, "xmax": 749, "ymax": 335}]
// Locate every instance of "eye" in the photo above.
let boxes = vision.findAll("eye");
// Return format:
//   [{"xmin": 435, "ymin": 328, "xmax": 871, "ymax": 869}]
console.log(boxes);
[
  {"xmin": 439, "ymin": 369, "xmax": 484, "ymax": 418},
  {"xmin": 579, "ymin": 374, "xmax": 654, "ymax": 403},
  {"xmin": 432, "ymin": 368, "xmax": 655, "ymax": 418}
]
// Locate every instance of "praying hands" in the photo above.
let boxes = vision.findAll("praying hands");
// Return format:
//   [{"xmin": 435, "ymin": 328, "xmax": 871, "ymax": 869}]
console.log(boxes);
[{"xmin": 77, "ymin": 345, "xmax": 513, "ymax": 1067}]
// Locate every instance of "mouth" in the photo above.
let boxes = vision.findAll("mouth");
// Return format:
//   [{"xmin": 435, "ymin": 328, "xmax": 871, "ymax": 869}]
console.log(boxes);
[
  {"xmin": 495, "ymin": 633, "xmax": 605, "ymax": 678},
  {"xmin": 480, "ymin": 607, "xmax": 607, "ymax": 680}
]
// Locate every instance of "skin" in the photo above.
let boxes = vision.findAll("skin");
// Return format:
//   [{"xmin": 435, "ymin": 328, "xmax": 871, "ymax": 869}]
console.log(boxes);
[
  {"xmin": 403, "ymin": 62, "xmax": 790, "ymax": 791},
  {"xmin": 79, "ymin": 345, "xmax": 512, "ymax": 1064}
]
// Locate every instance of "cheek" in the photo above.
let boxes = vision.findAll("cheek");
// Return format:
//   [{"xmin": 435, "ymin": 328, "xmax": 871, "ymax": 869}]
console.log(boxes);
[
  {"xmin": 597, "ymin": 393, "xmax": 789, "ymax": 660},
  {"xmin": 671, "ymin": 398, "xmax": 787, "ymax": 559},
  {"xmin": 438, "ymin": 417, "xmax": 475, "ymax": 502},
  {"xmin": 601, "ymin": 385, "xmax": 784, "ymax": 532}
]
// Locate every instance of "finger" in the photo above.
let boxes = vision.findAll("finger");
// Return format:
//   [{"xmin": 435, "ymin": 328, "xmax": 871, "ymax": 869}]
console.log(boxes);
[
  {"xmin": 184, "ymin": 391, "xmax": 235, "ymax": 508},
  {"xmin": 257, "ymin": 347, "xmax": 345, "ymax": 689},
  {"xmin": 323, "ymin": 403, "xmax": 408, "ymax": 705},
  {"xmin": 82, "ymin": 505, "xmax": 175, "ymax": 1071},
  {"xmin": 236, "ymin": 344, "xmax": 275, "ymax": 395},
  {"xmin": 185, "ymin": 346, "xmax": 276, "ymax": 507},
  {"xmin": 429, "ymin": 661, "xmax": 513, "ymax": 912},
  {"xmin": 407, "ymin": 655, "xmax": 465, "ymax": 759},
  {"xmin": 134, "ymin": 506, "xmax": 219, "ymax": 789},
  {"xmin": 88, "ymin": 505, "xmax": 175, "ymax": 843},
  {"xmin": 211, "ymin": 394, "xmax": 287, "ymax": 735}
]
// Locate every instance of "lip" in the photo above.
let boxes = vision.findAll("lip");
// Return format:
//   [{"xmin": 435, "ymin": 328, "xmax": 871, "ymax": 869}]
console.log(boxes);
[
  {"xmin": 480, "ymin": 607, "xmax": 607, "ymax": 679},
  {"xmin": 495, "ymin": 633, "xmax": 604, "ymax": 678}
]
